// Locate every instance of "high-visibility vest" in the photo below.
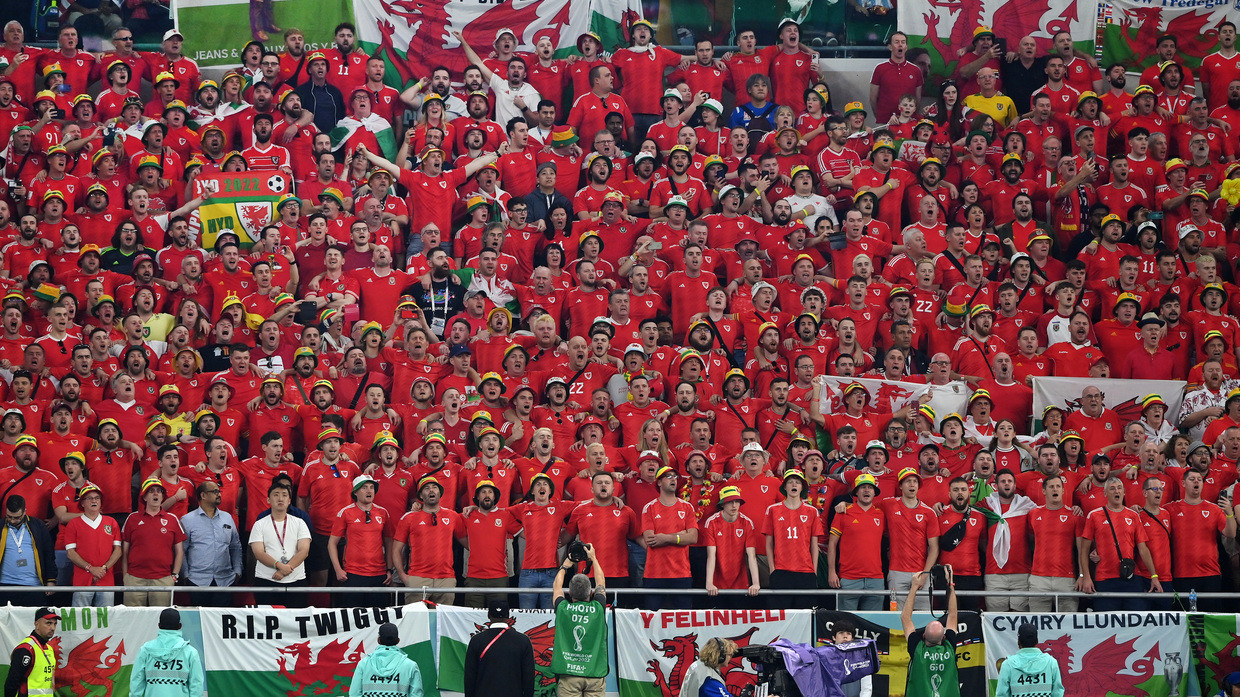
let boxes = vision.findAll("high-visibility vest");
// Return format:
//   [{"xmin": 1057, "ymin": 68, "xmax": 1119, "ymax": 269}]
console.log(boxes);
[{"xmin": 17, "ymin": 636, "xmax": 55, "ymax": 697}]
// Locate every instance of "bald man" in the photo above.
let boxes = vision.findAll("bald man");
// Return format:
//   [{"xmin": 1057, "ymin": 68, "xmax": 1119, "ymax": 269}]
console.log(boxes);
[
  {"xmin": 963, "ymin": 68, "xmax": 1018, "ymax": 128},
  {"xmin": 901, "ymin": 569, "xmax": 960, "ymax": 697}
]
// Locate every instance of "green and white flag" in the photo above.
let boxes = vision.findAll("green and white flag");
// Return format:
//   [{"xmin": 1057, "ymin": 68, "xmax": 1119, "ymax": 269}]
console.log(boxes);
[
  {"xmin": 437, "ymin": 607, "xmax": 560, "ymax": 697},
  {"xmin": 615, "ymin": 609, "xmax": 813, "ymax": 697},
  {"xmin": 0, "ymin": 606, "xmax": 160, "ymax": 697},
  {"xmin": 201, "ymin": 603, "xmax": 438, "ymax": 697},
  {"xmin": 330, "ymin": 114, "xmax": 397, "ymax": 161},
  {"xmin": 1192, "ymin": 613, "xmax": 1240, "ymax": 697}
]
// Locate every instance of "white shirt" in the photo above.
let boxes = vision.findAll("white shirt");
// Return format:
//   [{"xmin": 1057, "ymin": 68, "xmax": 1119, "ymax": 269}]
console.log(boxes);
[
  {"xmin": 248, "ymin": 514, "xmax": 311, "ymax": 583},
  {"xmin": 488, "ymin": 74, "xmax": 541, "ymax": 128}
]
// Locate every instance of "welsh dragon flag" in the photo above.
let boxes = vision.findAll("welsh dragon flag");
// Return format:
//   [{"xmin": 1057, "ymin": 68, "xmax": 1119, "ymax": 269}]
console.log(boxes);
[
  {"xmin": 1191, "ymin": 614, "xmax": 1240, "ymax": 697},
  {"xmin": 354, "ymin": 0, "xmax": 645, "ymax": 91},
  {"xmin": 200, "ymin": 603, "xmax": 438, "ymax": 697},
  {"xmin": 0, "ymin": 605, "xmax": 161, "ymax": 697},
  {"xmin": 188, "ymin": 171, "xmax": 293, "ymax": 249},
  {"xmin": 436, "ymin": 607, "xmax": 560, "ymax": 697}
]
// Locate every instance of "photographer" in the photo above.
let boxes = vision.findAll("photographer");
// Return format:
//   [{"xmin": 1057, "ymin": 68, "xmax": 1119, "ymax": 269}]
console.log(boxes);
[
  {"xmin": 551, "ymin": 543, "xmax": 608, "ymax": 697},
  {"xmin": 900, "ymin": 567, "xmax": 960, "ymax": 697},
  {"xmin": 680, "ymin": 638, "xmax": 738, "ymax": 697}
]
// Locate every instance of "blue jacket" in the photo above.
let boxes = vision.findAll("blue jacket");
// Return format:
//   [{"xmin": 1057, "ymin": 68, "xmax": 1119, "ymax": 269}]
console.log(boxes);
[{"xmin": 130, "ymin": 629, "xmax": 205, "ymax": 697}]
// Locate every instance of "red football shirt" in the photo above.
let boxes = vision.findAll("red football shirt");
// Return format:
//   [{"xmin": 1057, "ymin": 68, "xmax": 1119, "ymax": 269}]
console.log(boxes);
[
  {"xmin": 564, "ymin": 500, "xmax": 640, "ymax": 578},
  {"xmin": 1028, "ymin": 505, "xmax": 1083, "ymax": 578},
  {"xmin": 463, "ymin": 508, "xmax": 521, "ymax": 579},
  {"xmin": 395, "ymin": 508, "xmax": 465, "ymax": 578},
  {"xmin": 704, "ymin": 511, "xmax": 758, "ymax": 589},
  {"xmin": 329, "ymin": 503, "xmax": 395, "ymax": 576},
  {"xmin": 879, "ymin": 498, "xmax": 940, "ymax": 573},
  {"xmin": 121, "ymin": 509, "xmax": 186, "ymax": 579},
  {"xmin": 641, "ymin": 497, "xmax": 699, "ymax": 578},
  {"xmin": 1081, "ymin": 505, "xmax": 1147, "ymax": 581},
  {"xmin": 763, "ymin": 502, "xmax": 824, "ymax": 574}
]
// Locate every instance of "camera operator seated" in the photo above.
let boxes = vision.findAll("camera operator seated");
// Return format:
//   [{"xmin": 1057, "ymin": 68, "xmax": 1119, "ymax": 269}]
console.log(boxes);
[
  {"xmin": 552, "ymin": 543, "xmax": 609, "ymax": 697},
  {"xmin": 681, "ymin": 638, "xmax": 738, "ymax": 697}
]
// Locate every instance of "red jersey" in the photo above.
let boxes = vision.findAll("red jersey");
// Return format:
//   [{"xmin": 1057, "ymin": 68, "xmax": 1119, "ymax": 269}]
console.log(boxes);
[
  {"xmin": 395, "ymin": 508, "xmax": 465, "ymax": 578},
  {"xmin": 564, "ymin": 500, "xmax": 640, "ymax": 577},
  {"xmin": 1027, "ymin": 505, "xmax": 1083, "ymax": 578},
  {"xmin": 829, "ymin": 503, "xmax": 885, "ymax": 579},
  {"xmin": 641, "ymin": 497, "xmax": 699, "ymax": 578},
  {"xmin": 120, "ymin": 509, "xmax": 185, "ymax": 579},
  {"xmin": 763, "ymin": 502, "xmax": 823, "ymax": 574}
]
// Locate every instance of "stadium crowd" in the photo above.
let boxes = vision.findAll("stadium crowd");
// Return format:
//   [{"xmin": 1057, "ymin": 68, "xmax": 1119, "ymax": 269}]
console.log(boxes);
[{"xmin": 1, "ymin": 13, "xmax": 1240, "ymax": 615}]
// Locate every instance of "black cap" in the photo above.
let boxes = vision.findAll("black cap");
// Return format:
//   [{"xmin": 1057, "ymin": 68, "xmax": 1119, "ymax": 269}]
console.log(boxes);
[
  {"xmin": 919, "ymin": 443, "xmax": 940, "ymax": 454},
  {"xmin": 1017, "ymin": 621, "xmax": 1038, "ymax": 646},
  {"xmin": 378, "ymin": 622, "xmax": 399, "ymax": 646},
  {"xmin": 34, "ymin": 607, "xmax": 60, "ymax": 622},
  {"xmin": 488, "ymin": 599, "xmax": 511, "ymax": 621},
  {"xmin": 158, "ymin": 608, "xmax": 181, "ymax": 630}
]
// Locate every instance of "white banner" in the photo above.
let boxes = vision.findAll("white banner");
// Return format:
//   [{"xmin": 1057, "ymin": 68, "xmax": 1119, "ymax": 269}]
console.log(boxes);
[
  {"xmin": 982, "ymin": 612, "xmax": 1193, "ymax": 697},
  {"xmin": 0, "ymin": 606, "xmax": 160, "ymax": 697},
  {"xmin": 818, "ymin": 376, "xmax": 971, "ymax": 429},
  {"xmin": 1031, "ymin": 377, "xmax": 1185, "ymax": 428},
  {"xmin": 200, "ymin": 603, "xmax": 436, "ymax": 697},
  {"xmin": 614, "ymin": 609, "xmax": 813, "ymax": 697}
]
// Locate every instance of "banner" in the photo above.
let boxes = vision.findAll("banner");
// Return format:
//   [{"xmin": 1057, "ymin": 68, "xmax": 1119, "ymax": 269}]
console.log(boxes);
[
  {"xmin": 1030, "ymin": 376, "xmax": 1185, "ymax": 432},
  {"xmin": 901, "ymin": 0, "xmax": 1100, "ymax": 82},
  {"xmin": 174, "ymin": 0, "xmax": 355, "ymax": 68},
  {"xmin": 614, "ymin": 608, "xmax": 813, "ymax": 697},
  {"xmin": 1190, "ymin": 613, "xmax": 1240, "ymax": 697},
  {"xmin": 0, "ymin": 606, "xmax": 161, "ymax": 697},
  {"xmin": 355, "ymin": 0, "xmax": 644, "ymax": 91},
  {"xmin": 200, "ymin": 603, "xmax": 438, "ymax": 697},
  {"xmin": 437, "ymin": 607, "xmax": 558, "ymax": 697},
  {"xmin": 982, "ymin": 612, "xmax": 1193, "ymax": 697},
  {"xmin": 1100, "ymin": 0, "xmax": 1236, "ymax": 71},
  {"xmin": 190, "ymin": 171, "xmax": 293, "ymax": 249},
  {"xmin": 816, "ymin": 610, "xmax": 986, "ymax": 697},
  {"xmin": 819, "ymin": 375, "xmax": 970, "ymax": 430}
]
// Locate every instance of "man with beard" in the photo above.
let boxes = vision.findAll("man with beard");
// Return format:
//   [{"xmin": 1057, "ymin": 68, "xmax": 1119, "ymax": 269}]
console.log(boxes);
[
  {"xmin": 976, "ymin": 469, "xmax": 1036, "ymax": 610},
  {"xmin": 934, "ymin": 475, "xmax": 986, "ymax": 609},
  {"xmin": 0, "ymin": 436, "xmax": 61, "ymax": 525},
  {"xmin": 391, "ymin": 474, "xmax": 465, "ymax": 604},
  {"xmin": 400, "ymin": 246, "xmax": 461, "ymax": 337},
  {"xmin": 564, "ymin": 471, "xmax": 641, "ymax": 590},
  {"xmin": 953, "ymin": 305, "xmax": 1005, "ymax": 381},
  {"xmin": 1023, "ymin": 471, "xmax": 1084, "ymax": 611},
  {"xmin": 241, "ymin": 113, "xmax": 292, "ymax": 174},
  {"xmin": 461, "ymin": 475, "xmax": 520, "ymax": 608},
  {"xmin": 327, "ymin": 473, "xmax": 393, "ymax": 608},
  {"xmin": 295, "ymin": 427, "xmax": 361, "ymax": 588},
  {"xmin": 1164, "ymin": 468, "xmax": 1238, "ymax": 611},
  {"xmin": 400, "ymin": 66, "xmax": 467, "ymax": 120},
  {"xmin": 648, "ymin": 146, "xmax": 709, "ymax": 219},
  {"xmin": 981, "ymin": 154, "xmax": 1046, "ymax": 227}
]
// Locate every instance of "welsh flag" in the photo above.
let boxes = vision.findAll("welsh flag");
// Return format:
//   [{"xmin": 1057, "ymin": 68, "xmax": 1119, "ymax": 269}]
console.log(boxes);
[
  {"xmin": 436, "ymin": 607, "xmax": 559, "ymax": 697},
  {"xmin": 188, "ymin": 171, "xmax": 293, "ymax": 249},
  {"xmin": 1192, "ymin": 614, "xmax": 1240, "ymax": 697},
  {"xmin": 0, "ymin": 605, "xmax": 160, "ymax": 697},
  {"xmin": 355, "ymin": 0, "xmax": 645, "ymax": 91},
  {"xmin": 200, "ymin": 603, "xmax": 438, "ymax": 697}
]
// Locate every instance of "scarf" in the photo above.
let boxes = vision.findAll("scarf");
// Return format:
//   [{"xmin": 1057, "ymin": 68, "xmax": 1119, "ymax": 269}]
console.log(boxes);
[
  {"xmin": 626, "ymin": 44, "xmax": 656, "ymax": 56},
  {"xmin": 981, "ymin": 492, "xmax": 1037, "ymax": 569}
]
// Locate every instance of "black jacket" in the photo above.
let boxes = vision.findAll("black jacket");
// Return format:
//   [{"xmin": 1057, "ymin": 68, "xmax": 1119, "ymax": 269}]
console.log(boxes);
[{"xmin": 463, "ymin": 624, "xmax": 535, "ymax": 697}]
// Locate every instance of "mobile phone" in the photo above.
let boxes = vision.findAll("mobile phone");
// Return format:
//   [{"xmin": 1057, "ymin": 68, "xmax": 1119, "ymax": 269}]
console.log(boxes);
[
  {"xmin": 995, "ymin": 38, "xmax": 1007, "ymax": 54},
  {"xmin": 1148, "ymin": 211, "xmax": 1164, "ymax": 220}
]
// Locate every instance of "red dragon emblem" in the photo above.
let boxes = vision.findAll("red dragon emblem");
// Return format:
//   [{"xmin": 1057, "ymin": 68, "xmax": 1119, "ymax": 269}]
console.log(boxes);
[
  {"xmin": 1114, "ymin": 8, "xmax": 1221, "ymax": 70},
  {"xmin": 275, "ymin": 639, "xmax": 366, "ymax": 697},
  {"xmin": 916, "ymin": 0, "xmax": 1078, "ymax": 74},
  {"xmin": 1038, "ymin": 635, "xmax": 1159, "ymax": 697},
  {"xmin": 51, "ymin": 637, "xmax": 126, "ymax": 697},
  {"xmin": 646, "ymin": 628, "xmax": 760, "ymax": 697},
  {"xmin": 371, "ymin": 0, "xmax": 573, "ymax": 85},
  {"xmin": 1197, "ymin": 633, "xmax": 1240, "ymax": 695}
]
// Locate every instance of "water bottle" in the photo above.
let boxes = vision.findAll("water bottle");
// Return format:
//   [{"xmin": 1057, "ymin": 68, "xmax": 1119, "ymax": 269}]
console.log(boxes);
[{"xmin": 1189, "ymin": 589, "xmax": 1197, "ymax": 612}]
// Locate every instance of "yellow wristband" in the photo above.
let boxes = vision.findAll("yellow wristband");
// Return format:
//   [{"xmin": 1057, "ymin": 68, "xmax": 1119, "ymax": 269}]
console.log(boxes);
[
  {"xmin": 676, "ymin": 534, "xmax": 681, "ymax": 545},
  {"xmin": 1150, "ymin": 574, "xmax": 1159, "ymax": 579}
]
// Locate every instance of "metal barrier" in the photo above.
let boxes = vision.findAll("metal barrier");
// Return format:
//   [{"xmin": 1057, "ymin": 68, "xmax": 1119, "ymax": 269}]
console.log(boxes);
[{"xmin": 7, "ymin": 585, "xmax": 1238, "ymax": 612}]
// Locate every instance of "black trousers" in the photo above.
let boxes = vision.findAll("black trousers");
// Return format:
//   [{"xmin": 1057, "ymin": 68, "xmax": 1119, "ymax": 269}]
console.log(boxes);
[{"xmin": 342, "ymin": 573, "xmax": 391, "ymax": 608}]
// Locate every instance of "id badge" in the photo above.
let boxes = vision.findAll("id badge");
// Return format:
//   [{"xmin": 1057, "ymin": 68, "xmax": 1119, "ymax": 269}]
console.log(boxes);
[
  {"xmin": 16, "ymin": 558, "xmax": 27, "ymax": 567},
  {"xmin": 430, "ymin": 316, "xmax": 446, "ymax": 336}
]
